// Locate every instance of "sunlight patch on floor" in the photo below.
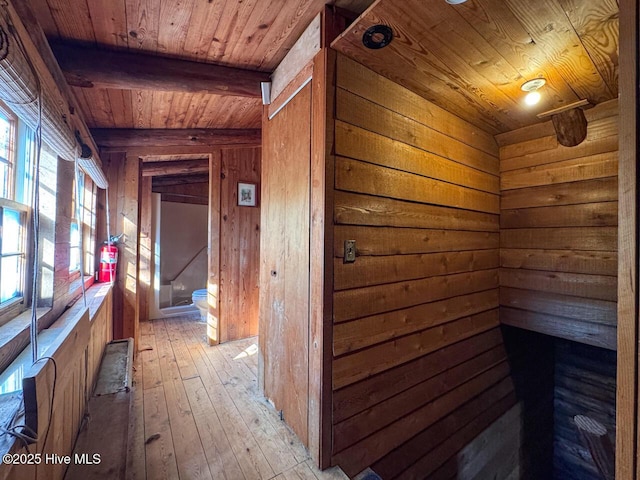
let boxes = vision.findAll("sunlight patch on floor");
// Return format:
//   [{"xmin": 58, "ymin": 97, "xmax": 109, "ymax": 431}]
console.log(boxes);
[{"xmin": 234, "ymin": 343, "xmax": 258, "ymax": 360}]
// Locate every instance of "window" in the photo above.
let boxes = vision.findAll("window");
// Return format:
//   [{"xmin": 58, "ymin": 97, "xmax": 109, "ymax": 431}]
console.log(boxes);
[
  {"xmin": 0, "ymin": 105, "xmax": 33, "ymax": 325},
  {"xmin": 0, "ymin": 104, "xmax": 16, "ymax": 200},
  {"xmin": 0, "ymin": 202, "xmax": 28, "ymax": 305},
  {"xmin": 69, "ymin": 172, "xmax": 83, "ymax": 275}
]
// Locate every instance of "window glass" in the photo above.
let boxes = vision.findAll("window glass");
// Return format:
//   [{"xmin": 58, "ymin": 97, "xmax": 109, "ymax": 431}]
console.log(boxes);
[
  {"xmin": 69, "ymin": 221, "xmax": 80, "ymax": 272},
  {"xmin": 2, "ymin": 208, "xmax": 20, "ymax": 254},
  {"xmin": 69, "ymin": 172, "xmax": 83, "ymax": 272},
  {"xmin": 0, "ymin": 111, "xmax": 13, "ymax": 199},
  {"xmin": 0, "ymin": 207, "xmax": 25, "ymax": 304}
]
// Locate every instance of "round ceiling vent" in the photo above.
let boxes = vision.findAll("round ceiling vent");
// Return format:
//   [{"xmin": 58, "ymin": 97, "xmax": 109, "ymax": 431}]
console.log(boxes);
[{"xmin": 362, "ymin": 25, "xmax": 393, "ymax": 50}]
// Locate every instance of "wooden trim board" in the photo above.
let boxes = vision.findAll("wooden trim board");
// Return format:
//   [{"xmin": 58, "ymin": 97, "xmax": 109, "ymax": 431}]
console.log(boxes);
[{"xmin": 616, "ymin": 0, "xmax": 638, "ymax": 477}]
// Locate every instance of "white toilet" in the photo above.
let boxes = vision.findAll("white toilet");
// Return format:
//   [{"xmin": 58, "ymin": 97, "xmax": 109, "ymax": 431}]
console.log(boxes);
[{"xmin": 191, "ymin": 289, "xmax": 208, "ymax": 323}]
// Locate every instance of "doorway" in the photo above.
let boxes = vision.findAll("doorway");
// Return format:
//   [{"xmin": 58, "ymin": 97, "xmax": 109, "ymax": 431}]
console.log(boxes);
[
  {"xmin": 154, "ymin": 189, "xmax": 209, "ymax": 309},
  {"xmin": 138, "ymin": 158, "xmax": 210, "ymax": 320}
]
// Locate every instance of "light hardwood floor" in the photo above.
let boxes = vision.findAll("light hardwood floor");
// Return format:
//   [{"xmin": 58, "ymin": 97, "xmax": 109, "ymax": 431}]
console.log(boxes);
[{"xmin": 126, "ymin": 314, "xmax": 348, "ymax": 480}]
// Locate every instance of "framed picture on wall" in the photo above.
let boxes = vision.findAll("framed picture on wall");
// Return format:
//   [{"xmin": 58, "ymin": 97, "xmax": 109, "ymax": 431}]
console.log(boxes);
[{"xmin": 238, "ymin": 182, "xmax": 257, "ymax": 207}]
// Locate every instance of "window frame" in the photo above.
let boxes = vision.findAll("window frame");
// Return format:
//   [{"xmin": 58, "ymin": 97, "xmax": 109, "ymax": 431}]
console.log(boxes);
[
  {"xmin": 0, "ymin": 198, "xmax": 31, "ymax": 327},
  {"xmin": 0, "ymin": 101, "xmax": 17, "ymax": 201},
  {"xmin": 68, "ymin": 171, "xmax": 83, "ymax": 279}
]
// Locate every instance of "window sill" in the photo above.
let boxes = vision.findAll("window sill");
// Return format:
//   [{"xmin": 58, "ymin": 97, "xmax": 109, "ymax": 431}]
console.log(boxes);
[{"xmin": 0, "ymin": 307, "xmax": 51, "ymax": 373}]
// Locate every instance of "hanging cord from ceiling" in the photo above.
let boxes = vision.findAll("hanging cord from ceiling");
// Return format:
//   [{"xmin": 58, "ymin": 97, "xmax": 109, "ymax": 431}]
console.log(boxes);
[
  {"xmin": 0, "ymin": 0, "xmax": 45, "ymax": 365},
  {"xmin": 29, "ymin": 81, "xmax": 42, "ymax": 368},
  {"xmin": 0, "ymin": 8, "xmax": 58, "ymax": 464}
]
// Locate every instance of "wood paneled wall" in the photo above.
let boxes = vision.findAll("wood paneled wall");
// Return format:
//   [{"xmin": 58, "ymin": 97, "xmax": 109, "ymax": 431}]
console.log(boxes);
[
  {"xmin": 554, "ymin": 340, "xmax": 616, "ymax": 480},
  {"xmin": 219, "ymin": 147, "xmax": 261, "ymax": 342},
  {"xmin": 3, "ymin": 286, "xmax": 113, "ymax": 480},
  {"xmin": 436, "ymin": 327, "xmax": 555, "ymax": 480},
  {"xmin": 497, "ymin": 100, "xmax": 619, "ymax": 350},
  {"xmin": 102, "ymin": 152, "xmax": 139, "ymax": 345},
  {"xmin": 330, "ymin": 54, "xmax": 512, "ymax": 477}
]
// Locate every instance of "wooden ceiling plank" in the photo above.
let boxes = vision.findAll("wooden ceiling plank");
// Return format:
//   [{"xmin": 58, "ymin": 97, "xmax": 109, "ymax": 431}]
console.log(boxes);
[
  {"xmin": 332, "ymin": 7, "xmax": 513, "ymax": 133},
  {"xmin": 164, "ymin": 92, "xmax": 192, "ymax": 130},
  {"xmin": 106, "ymin": 89, "xmax": 134, "ymax": 128},
  {"xmin": 83, "ymin": 87, "xmax": 115, "ymax": 130},
  {"xmin": 156, "ymin": 0, "xmax": 193, "ymax": 56},
  {"xmin": 503, "ymin": 0, "xmax": 614, "ymax": 103},
  {"xmin": 31, "ymin": 0, "xmax": 59, "ymax": 37},
  {"xmin": 205, "ymin": 0, "xmax": 249, "ymax": 65},
  {"xmin": 86, "ymin": 0, "xmax": 128, "ymax": 48},
  {"xmin": 133, "ymin": 90, "xmax": 153, "ymax": 129},
  {"xmin": 125, "ymin": 0, "xmax": 160, "ymax": 52},
  {"xmin": 91, "ymin": 128, "xmax": 261, "ymax": 148},
  {"xmin": 386, "ymin": 2, "xmax": 527, "ymax": 122},
  {"xmin": 225, "ymin": 0, "xmax": 281, "ymax": 69},
  {"xmin": 454, "ymin": 0, "xmax": 580, "ymax": 112},
  {"xmin": 219, "ymin": 0, "xmax": 265, "ymax": 69},
  {"xmin": 150, "ymin": 91, "xmax": 174, "ymax": 129},
  {"xmin": 252, "ymin": 0, "xmax": 326, "ymax": 70},
  {"xmin": 182, "ymin": 0, "xmax": 225, "ymax": 60},
  {"xmin": 51, "ymin": 42, "xmax": 270, "ymax": 98},
  {"xmin": 224, "ymin": 98, "xmax": 262, "ymax": 129},
  {"xmin": 182, "ymin": 93, "xmax": 213, "ymax": 130},
  {"xmin": 70, "ymin": 87, "xmax": 97, "ymax": 130},
  {"xmin": 45, "ymin": 0, "xmax": 95, "ymax": 43},
  {"xmin": 198, "ymin": 96, "xmax": 262, "ymax": 129},
  {"xmin": 557, "ymin": 0, "xmax": 619, "ymax": 97}
]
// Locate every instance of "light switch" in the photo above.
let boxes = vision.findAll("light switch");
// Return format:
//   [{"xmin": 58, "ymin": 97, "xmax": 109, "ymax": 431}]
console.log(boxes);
[{"xmin": 344, "ymin": 240, "xmax": 356, "ymax": 263}]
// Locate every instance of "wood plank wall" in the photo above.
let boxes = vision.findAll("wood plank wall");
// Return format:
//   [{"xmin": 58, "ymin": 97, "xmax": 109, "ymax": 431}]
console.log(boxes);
[
  {"xmin": 330, "ymin": 54, "xmax": 514, "ymax": 477},
  {"xmin": 553, "ymin": 340, "xmax": 616, "ymax": 480},
  {"xmin": 102, "ymin": 152, "xmax": 139, "ymax": 344},
  {"xmin": 219, "ymin": 147, "xmax": 261, "ymax": 342},
  {"xmin": 496, "ymin": 100, "xmax": 619, "ymax": 350},
  {"xmin": 2, "ymin": 286, "xmax": 113, "ymax": 480},
  {"xmin": 438, "ymin": 327, "xmax": 555, "ymax": 480}
]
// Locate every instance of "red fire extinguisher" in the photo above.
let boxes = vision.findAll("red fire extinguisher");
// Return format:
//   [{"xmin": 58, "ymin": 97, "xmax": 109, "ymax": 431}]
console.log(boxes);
[{"xmin": 98, "ymin": 234, "xmax": 122, "ymax": 283}]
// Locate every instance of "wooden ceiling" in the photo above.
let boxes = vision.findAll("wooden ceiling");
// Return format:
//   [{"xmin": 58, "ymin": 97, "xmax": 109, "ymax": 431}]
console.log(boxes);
[
  {"xmin": 332, "ymin": 0, "xmax": 619, "ymax": 134},
  {"xmin": 27, "ymin": 0, "xmax": 618, "ymax": 134},
  {"xmin": 28, "ymin": 0, "xmax": 375, "ymax": 130}
]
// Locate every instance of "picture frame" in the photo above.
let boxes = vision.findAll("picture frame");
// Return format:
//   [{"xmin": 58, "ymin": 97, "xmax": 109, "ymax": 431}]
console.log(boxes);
[{"xmin": 237, "ymin": 182, "xmax": 257, "ymax": 207}]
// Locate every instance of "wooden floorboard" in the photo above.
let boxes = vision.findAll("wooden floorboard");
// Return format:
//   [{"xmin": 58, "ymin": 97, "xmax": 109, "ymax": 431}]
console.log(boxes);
[{"xmin": 130, "ymin": 315, "xmax": 348, "ymax": 480}]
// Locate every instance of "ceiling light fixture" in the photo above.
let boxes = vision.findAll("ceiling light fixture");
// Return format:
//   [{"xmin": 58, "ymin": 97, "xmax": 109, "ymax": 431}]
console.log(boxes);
[
  {"xmin": 446, "ymin": 0, "xmax": 468, "ymax": 4},
  {"xmin": 521, "ymin": 78, "xmax": 546, "ymax": 106}
]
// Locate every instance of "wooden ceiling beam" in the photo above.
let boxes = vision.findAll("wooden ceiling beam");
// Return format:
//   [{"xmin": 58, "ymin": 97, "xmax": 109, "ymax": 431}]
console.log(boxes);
[
  {"xmin": 51, "ymin": 42, "xmax": 271, "ymax": 98},
  {"xmin": 152, "ymin": 173, "xmax": 210, "ymax": 187},
  {"xmin": 91, "ymin": 128, "xmax": 261, "ymax": 149},
  {"xmin": 142, "ymin": 159, "xmax": 209, "ymax": 177}
]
